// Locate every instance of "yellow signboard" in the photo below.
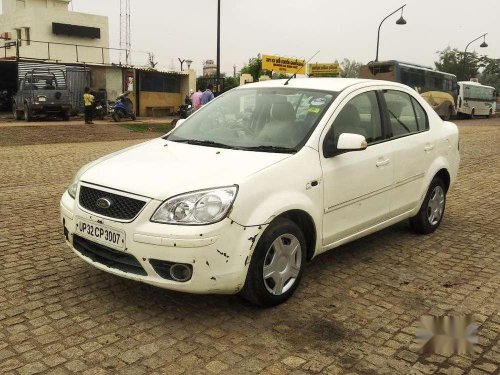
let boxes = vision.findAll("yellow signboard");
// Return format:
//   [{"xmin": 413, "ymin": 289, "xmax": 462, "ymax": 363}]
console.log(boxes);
[
  {"xmin": 308, "ymin": 63, "xmax": 340, "ymax": 77},
  {"xmin": 262, "ymin": 54, "xmax": 306, "ymax": 75}
]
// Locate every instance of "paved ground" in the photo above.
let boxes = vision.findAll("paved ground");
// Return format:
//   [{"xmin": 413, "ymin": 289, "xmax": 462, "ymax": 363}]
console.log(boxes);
[{"xmin": 0, "ymin": 118, "xmax": 499, "ymax": 375}]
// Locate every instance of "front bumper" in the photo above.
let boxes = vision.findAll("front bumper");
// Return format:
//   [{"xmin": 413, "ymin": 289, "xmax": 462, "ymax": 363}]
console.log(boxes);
[{"xmin": 60, "ymin": 188, "xmax": 263, "ymax": 294}]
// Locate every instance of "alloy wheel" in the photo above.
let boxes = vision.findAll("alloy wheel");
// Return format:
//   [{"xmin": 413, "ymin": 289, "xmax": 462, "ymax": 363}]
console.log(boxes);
[
  {"xmin": 262, "ymin": 234, "xmax": 302, "ymax": 296},
  {"xmin": 427, "ymin": 185, "xmax": 445, "ymax": 225}
]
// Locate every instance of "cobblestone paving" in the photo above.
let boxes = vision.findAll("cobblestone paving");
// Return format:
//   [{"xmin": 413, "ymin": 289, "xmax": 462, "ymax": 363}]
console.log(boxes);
[{"xmin": 0, "ymin": 119, "xmax": 499, "ymax": 375}]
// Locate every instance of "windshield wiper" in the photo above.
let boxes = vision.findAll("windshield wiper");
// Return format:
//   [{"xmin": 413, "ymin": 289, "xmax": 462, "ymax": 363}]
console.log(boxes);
[
  {"xmin": 170, "ymin": 139, "xmax": 236, "ymax": 149},
  {"xmin": 242, "ymin": 145, "xmax": 297, "ymax": 153}
]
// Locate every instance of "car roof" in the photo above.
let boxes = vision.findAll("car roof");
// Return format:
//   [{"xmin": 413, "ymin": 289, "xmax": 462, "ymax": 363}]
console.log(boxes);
[{"xmin": 235, "ymin": 78, "xmax": 408, "ymax": 92}]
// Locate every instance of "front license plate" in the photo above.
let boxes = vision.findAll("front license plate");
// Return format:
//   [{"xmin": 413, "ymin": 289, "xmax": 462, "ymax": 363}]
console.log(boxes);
[{"xmin": 75, "ymin": 219, "xmax": 125, "ymax": 250}]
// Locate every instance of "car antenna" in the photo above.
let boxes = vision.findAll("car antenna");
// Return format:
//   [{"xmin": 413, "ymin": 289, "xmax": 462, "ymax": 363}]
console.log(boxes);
[{"xmin": 284, "ymin": 50, "xmax": 320, "ymax": 86}]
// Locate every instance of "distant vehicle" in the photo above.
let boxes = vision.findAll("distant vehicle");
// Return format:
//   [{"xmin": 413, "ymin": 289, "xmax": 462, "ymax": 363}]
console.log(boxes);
[
  {"xmin": 111, "ymin": 92, "xmax": 136, "ymax": 122},
  {"xmin": 456, "ymin": 81, "xmax": 497, "ymax": 119},
  {"xmin": 360, "ymin": 61, "xmax": 458, "ymax": 120},
  {"xmin": 12, "ymin": 69, "xmax": 72, "ymax": 121},
  {"xmin": 61, "ymin": 78, "xmax": 460, "ymax": 307}
]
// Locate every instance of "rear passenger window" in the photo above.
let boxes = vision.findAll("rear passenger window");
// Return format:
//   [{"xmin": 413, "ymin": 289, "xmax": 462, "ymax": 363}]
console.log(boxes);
[
  {"xmin": 411, "ymin": 97, "xmax": 428, "ymax": 131},
  {"xmin": 383, "ymin": 90, "xmax": 427, "ymax": 137}
]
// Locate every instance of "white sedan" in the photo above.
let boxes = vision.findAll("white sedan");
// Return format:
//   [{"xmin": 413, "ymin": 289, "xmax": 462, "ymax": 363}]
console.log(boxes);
[{"xmin": 60, "ymin": 78, "xmax": 460, "ymax": 307}]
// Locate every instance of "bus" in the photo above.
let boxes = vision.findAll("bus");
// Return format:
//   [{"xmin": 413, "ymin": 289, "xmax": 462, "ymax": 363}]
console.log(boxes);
[
  {"xmin": 457, "ymin": 81, "xmax": 497, "ymax": 118},
  {"xmin": 359, "ymin": 60, "xmax": 458, "ymax": 120}
]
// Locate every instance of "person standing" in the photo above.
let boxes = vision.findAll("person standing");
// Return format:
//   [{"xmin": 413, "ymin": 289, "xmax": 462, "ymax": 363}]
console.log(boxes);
[
  {"xmin": 192, "ymin": 87, "xmax": 203, "ymax": 110},
  {"xmin": 201, "ymin": 84, "xmax": 215, "ymax": 106},
  {"xmin": 83, "ymin": 87, "xmax": 94, "ymax": 124}
]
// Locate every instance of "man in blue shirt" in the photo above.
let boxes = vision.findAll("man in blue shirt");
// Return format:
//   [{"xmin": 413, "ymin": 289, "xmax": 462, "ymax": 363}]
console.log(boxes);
[{"xmin": 201, "ymin": 84, "xmax": 215, "ymax": 105}]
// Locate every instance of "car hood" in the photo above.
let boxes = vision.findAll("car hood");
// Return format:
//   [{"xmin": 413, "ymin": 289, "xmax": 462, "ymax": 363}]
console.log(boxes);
[{"xmin": 81, "ymin": 138, "xmax": 291, "ymax": 200}]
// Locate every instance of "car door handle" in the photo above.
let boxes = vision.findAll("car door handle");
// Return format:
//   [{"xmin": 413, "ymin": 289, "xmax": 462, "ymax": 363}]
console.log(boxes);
[
  {"xmin": 424, "ymin": 144, "xmax": 435, "ymax": 152},
  {"xmin": 376, "ymin": 159, "xmax": 390, "ymax": 167}
]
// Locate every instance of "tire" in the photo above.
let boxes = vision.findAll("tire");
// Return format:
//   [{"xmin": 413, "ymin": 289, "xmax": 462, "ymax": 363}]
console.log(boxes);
[
  {"xmin": 241, "ymin": 218, "xmax": 306, "ymax": 307},
  {"xmin": 409, "ymin": 177, "xmax": 446, "ymax": 235},
  {"xmin": 24, "ymin": 104, "xmax": 32, "ymax": 122},
  {"xmin": 444, "ymin": 106, "xmax": 452, "ymax": 121},
  {"xmin": 131, "ymin": 113, "xmax": 136, "ymax": 121},
  {"xmin": 12, "ymin": 103, "xmax": 21, "ymax": 120},
  {"xmin": 61, "ymin": 112, "xmax": 70, "ymax": 121},
  {"xmin": 112, "ymin": 112, "xmax": 120, "ymax": 122}
]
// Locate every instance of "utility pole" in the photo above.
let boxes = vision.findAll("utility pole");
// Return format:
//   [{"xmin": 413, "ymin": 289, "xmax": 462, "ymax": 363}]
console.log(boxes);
[
  {"xmin": 233, "ymin": 65, "xmax": 236, "ymax": 77},
  {"xmin": 120, "ymin": 0, "xmax": 131, "ymax": 65}
]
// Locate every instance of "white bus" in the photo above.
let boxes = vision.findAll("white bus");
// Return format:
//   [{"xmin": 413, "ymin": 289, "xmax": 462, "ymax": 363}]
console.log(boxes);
[{"xmin": 457, "ymin": 81, "xmax": 497, "ymax": 118}]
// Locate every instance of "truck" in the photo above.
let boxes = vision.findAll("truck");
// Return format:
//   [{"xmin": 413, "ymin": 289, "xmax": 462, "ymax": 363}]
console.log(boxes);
[{"xmin": 12, "ymin": 68, "xmax": 72, "ymax": 121}]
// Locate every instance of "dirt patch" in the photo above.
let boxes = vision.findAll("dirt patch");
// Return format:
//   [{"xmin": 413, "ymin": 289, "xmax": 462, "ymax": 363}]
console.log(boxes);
[{"xmin": 0, "ymin": 123, "xmax": 169, "ymax": 146}]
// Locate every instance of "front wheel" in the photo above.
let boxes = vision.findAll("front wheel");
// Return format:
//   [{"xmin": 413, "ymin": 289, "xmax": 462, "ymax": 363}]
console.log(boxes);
[
  {"xmin": 130, "ymin": 113, "xmax": 136, "ymax": 121},
  {"xmin": 12, "ymin": 103, "xmax": 21, "ymax": 120},
  {"xmin": 241, "ymin": 218, "xmax": 306, "ymax": 307},
  {"xmin": 409, "ymin": 177, "xmax": 446, "ymax": 234},
  {"xmin": 112, "ymin": 112, "xmax": 121, "ymax": 122}
]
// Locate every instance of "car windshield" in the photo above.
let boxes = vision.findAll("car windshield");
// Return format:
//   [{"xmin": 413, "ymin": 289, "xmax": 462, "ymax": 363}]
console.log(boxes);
[{"xmin": 165, "ymin": 88, "xmax": 338, "ymax": 152}]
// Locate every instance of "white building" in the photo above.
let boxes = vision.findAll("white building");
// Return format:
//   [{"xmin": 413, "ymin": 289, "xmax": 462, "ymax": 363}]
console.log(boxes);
[{"xmin": 0, "ymin": 0, "xmax": 109, "ymax": 64}]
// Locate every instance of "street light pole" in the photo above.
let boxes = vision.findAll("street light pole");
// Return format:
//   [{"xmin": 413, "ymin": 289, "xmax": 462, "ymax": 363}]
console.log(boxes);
[
  {"xmin": 462, "ymin": 33, "xmax": 488, "ymax": 81},
  {"xmin": 216, "ymin": 0, "xmax": 221, "ymax": 94},
  {"xmin": 375, "ymin": 4, "xmax": 407, "ymax": 62}
]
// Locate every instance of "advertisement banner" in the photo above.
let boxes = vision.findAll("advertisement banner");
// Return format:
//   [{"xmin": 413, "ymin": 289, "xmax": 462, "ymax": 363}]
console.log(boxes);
[
  {"xmin": 308, "ymin": 63, "xmax": 340, "ymax": 77},
  {"xmin": 262, "ymin": 54, "xmax": 306, "ymax": 75}
]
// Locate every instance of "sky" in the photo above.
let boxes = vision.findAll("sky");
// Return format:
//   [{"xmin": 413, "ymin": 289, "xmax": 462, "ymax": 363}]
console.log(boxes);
[{"xmin": 2, "ymin": 0, "xmax": 499, "ymax": 75}]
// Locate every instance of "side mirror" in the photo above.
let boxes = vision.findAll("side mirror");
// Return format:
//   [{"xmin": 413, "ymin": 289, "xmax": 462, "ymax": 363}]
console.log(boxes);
[
  {"xmin": 337, "ymin": 133, "xmax": 368, "ymax": 151},
  {"xmin": 324, "ymin": 132, "xmax": 367, "ymax": 158},
  {"xmin": 174, "ymin": 119, "xmax": 186, "ymax": 129}
]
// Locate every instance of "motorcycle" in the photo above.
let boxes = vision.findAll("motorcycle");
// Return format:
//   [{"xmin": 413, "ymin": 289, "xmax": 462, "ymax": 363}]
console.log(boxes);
[
  {"xmin": 179, "ymin": 104, "xmax": 193, "ymax": 119},
  {"xmin": 111, "ymin": 92, "xmax": 136, "ymax": 122}
]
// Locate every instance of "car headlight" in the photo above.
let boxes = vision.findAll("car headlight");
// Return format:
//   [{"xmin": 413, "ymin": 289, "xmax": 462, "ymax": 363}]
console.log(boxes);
[
  {"xmin": 151, "ymin": 186, "xmax": 238, "ymax": 225},
  {"xmin": 67, "ymin": 165, "xmax": 89, "ymax": 199},
  {"xmin": 67, "ymin": 177, "xmax": 79, "ymax": 199}
]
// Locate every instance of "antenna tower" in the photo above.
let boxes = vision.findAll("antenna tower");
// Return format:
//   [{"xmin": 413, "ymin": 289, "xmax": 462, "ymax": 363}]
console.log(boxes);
[{"xmin": 120, "ymin": 0, "xmax": 131, "ymax": 65}]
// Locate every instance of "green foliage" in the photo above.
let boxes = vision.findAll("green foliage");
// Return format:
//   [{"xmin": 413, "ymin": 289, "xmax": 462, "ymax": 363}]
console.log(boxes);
[
  {"xmin": 480, "ymin": 59, "xmax": 500, "ymax": 91},
  {"xmin": 339, "ymin": 58, "xmax": 363, "ymax": 78},
  {"xmin": 240, "ymin": 54, "xmax": 266, "ymax": 82},
  {"xmin": 435, "ymin": 47, "xmax": 489, "ymax": 81},
  {"xmin": 119, "ymin": 123, "xmax": 174, "ymax": 133},
  {"xmin": 223, "ymin": 76, "xmax": 240, "ymax": 92}
]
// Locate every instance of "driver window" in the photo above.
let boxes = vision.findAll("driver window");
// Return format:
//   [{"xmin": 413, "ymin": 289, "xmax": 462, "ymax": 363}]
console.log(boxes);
[{"xmin": 328, "ymin": 91, "xmax": 383, "ymax": 145}]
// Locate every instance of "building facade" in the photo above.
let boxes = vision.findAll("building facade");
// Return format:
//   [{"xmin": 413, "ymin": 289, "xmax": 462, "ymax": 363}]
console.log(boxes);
[{"xmin": 0, "ymin": 0, "xmax": 109, "ymax": 64}]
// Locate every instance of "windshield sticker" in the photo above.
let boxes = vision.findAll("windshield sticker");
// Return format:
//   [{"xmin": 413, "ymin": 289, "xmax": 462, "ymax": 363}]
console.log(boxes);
[
  {"xmin": 311, "ymin": 98, "xmax": 327, "ymax": 106},
  {"xmin": 308, "ymin": 107, "xmax": 321, "ymax": 113}
]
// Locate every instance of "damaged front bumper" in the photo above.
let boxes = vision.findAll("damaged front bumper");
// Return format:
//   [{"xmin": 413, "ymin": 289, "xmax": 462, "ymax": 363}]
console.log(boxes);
[{"xmin": 60, "ymin": 190, "xmax": 265, "ymax": 294}]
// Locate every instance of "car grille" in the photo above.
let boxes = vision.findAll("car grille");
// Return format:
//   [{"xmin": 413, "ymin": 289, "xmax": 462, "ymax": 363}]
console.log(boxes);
[
  {"xmin": 79, "ymin": 186, "xmax": 146, "ymax": 221},
  {"xmin": 73, "ymin": 235, "xmax": 147, "ymax": 276}
]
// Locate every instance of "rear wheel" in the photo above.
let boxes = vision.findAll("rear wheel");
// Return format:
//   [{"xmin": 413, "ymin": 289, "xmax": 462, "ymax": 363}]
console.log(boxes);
[
  {"xmin": 241, "ymin": 218, "xmax": 306, "ymax": 307},
  {"xmin": 444, "ymin": 106, "xmax": 453, "ymax": 121},
  {"xmin": 131, "ymin": 113, "xmax": 136, "ymax": 121},
  {"xmin": 12, "ymin": 103, "xmax": 21, "ymax": 120},
  {"xmin": 24, "ymin": 104, "xmax": 32, "ymax": 122},
  {"xmin": 410, "ymin": 177, "xmax": 446, "ymax": 234},
  {"xmin": 61, "ymin": 111, "xmax": 70, "ymax": 121},
  {"xmin": 112, "ymin": 112, "xmax": 120, "ymax": 122}
]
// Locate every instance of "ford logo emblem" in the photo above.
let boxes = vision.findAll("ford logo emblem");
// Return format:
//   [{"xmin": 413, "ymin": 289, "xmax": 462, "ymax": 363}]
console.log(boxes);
[{"xmin": 96, "ymin": 197, "xmax": 112, "ymax": 209}]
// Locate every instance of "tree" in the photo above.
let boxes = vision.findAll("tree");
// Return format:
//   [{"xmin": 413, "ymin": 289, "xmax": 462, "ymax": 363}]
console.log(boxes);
[
  {"xmin": 480, "ymin": 58, "xmax": 500, "ymax": 91},
  {"xmin": 339, "ymin": 58, "xmax": 363, "ymax": 78},
  {"xmin": 240, "ymin": 54, "xmax": 265, "ymax": 82},
  {"xmin": 435, "ymin": 47, "xmax": 489, "ymax": 81}
]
